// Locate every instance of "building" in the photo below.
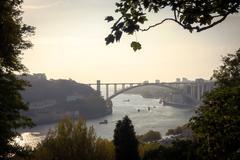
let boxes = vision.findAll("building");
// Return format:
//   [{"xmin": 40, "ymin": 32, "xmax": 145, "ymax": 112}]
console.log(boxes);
[
  {"xmin": 182, "ymin": 77, "xmax": 189, "ymax": 82},
  {"xmin": 176, "ymin": 78, "xmax": 181, "ymax": 82},
  {"xmin": 32, "ymin": 73, "xmax": 47, "ymax": 80},
  {"xmin": 195, "ymin": 78, "xmax": 205, "ymax": 83},
  {"xmin": 143, "ymin": 80, "xmax": 149, "ymax": 84}
]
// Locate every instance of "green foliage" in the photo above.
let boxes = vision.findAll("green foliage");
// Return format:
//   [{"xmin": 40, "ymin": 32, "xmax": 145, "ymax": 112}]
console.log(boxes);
[
  {"xmin": 139, "ymin": 143, "xmax": 160, "ymax": 159},
  {"xmin": 166, "ymin": 124, "xmax": 190, "ymax": 136},
  {"xmin": 33, "ymin": 117, "xmax": 115, "ymax": 160},
  {"xmin": 189, "ymin": 49, "xmax": 240, "ymax": 160},
  {"xmin": 138, "ymin": 130, "xmax": 162, "ymax": 142},
  {"xmin": 0, "ymin": 0, "xmax": 35, "ymax": 159},
  {"xmin": 105, "ymin": 0, "xmax": 240, "ymax": 51},
  {"xmin": 113, "ymin": 116, "xmax": 140, "ymax": 160},
  {"xmin": 212, "ymin": 49, "xmax": 240, "ymax": 87},
  {"xmin": 143, "ymin": 140, "xmax": 201, "ymax": 160}
]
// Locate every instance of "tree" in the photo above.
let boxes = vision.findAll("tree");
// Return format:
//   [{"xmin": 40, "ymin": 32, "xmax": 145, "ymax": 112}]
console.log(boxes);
[
  {"xmin": 138, "ymin": 130, "xmax": 162, "ymax": 142},
  {"xmin": 33, "ymin": 117, "xmax": 115, "ymax": 160},
  {"xmin": 143, "ymin": 140, "xmax": 201, "ymax": 160},
  {"xmin": 113, "ymin": 115, "xmax": 140, "ymax": 160},
  {"xmin": 105, "ymin": 0, "xmax": 240, "ymax": 51},
  {"xmin": 0, "ymin": 0, "xmax": 35, "ymax": 159},
  {"xmin": 189, "ymin": 49, "xmax": 240, "ymax": 160}
]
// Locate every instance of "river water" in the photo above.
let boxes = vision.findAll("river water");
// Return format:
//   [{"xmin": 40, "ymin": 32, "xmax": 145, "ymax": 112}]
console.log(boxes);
[{"xmin": 17, "ymin": 94, "xmax": 195, "ymax": 147}]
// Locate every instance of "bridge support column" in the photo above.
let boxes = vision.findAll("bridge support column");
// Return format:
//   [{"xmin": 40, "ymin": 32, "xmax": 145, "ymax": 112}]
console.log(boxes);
[
  {"xmin": 190, "ymin": 85, "xmax": 194, "ymax": 97},
  {"xmin": 106, "ymin": 84, "xmax": 109, "ymax": 99},
  {"xmin": 122, "ymin": 84, "xmax": 125, "ymax": 90},
  {"xmin": 97, "ymin": 80, "xmax": 101, "ymax": 96},
  {"xmin": 200, "ymin": 84, "xmax": 204, "ymax": 99},
  {"xmin": 193, "ymin": 85, "xmax": 197, "ymax": 100},
  {"xmin": 114, "ymin": 84, "xmax": 117, "ymax": 94},
  {"xmin": 197, "ymin": 84, "xmax": 201, "ymax": 101}
]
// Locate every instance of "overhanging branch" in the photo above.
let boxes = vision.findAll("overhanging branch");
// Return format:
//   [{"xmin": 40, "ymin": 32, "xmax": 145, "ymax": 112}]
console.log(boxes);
[
  {"xmin": 140, "ymin": 18, "xmax": 185, "ymax": 31},
  {"xmin": 140, "ymin": 13, "xmax": 230, "ymax": 33}
]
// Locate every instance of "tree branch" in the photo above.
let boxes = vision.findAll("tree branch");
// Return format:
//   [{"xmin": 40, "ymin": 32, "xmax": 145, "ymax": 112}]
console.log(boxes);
[
  {"xmin": 196, "ymin": 14, "xmax": 229, "ymax": 32},
  {"xmin": 140, "ymin": 13, "xmax": 230, "ymax": 33},
  {"xmin": 111, "ymin": 16, "xmax": 123, "ymax": 34},
  {"xmin": 140, "ymin": 18, "xmax": 185, "ymax": 31}
]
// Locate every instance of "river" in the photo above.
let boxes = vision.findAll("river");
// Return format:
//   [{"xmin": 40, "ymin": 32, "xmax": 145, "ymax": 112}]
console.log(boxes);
[{"xmin": 17, "ymin": 94, "xmax": 195, "ymax": 147}]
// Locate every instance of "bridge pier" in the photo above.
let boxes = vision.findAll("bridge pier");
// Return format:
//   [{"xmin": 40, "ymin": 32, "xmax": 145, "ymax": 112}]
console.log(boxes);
[
  {"xmin": 106, "ymin": 84, "xmax": 109, "ymax": 99},
  {"xmin": 114, "ymin": 84, "xmax": 117, "ymax": 94},
  {"xmin": 122, "ymin": 84, "xmax": 125, "ymax": 90},
  {"xmin": 201, "ymin": 84, "xmax": 205, "ymax": 97},
  {"xmin": 196, "ymin": 84, "xmax": 202, "ymax": 101},
  {"xmin": 97, "ymin": 80, "xmax": 101, "ymax": 95}
]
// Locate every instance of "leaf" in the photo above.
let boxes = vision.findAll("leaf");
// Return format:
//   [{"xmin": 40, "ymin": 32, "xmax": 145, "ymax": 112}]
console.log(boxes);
[
  {"xmin": 138, "ymin": 16, "xmax": 147, "ymax": 24},
  {"xmin": 105, "ymin": 16, "xmax": 114, "ymax": 22},
  {"xmin": 105, "ymin": 34, "xmax": 115, "ymax": 45},
  {"xmin": 130, "ymin": 41, "xmax": 142, "ymax": 51},
  {"xmin": 115, "ymin": 30, "xmax": 122, "ymax": 42}
]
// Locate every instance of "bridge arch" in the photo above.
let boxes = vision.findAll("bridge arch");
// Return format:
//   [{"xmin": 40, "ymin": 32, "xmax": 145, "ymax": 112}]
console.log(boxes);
[{"xmin": 107, "ymin": 83, "xmax": 197, "ymax": 103}]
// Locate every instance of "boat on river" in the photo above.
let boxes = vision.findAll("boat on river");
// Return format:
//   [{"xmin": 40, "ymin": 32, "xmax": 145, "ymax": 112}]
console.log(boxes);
[{"xmin": 99, "ymin": 119, "xmax": 108, "ymax": 124}]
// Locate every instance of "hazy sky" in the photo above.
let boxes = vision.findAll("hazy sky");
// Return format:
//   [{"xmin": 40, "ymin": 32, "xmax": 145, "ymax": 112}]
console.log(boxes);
[{"xmin": 22, "ymin": 0, "xmax": 240, "ymax": 83}]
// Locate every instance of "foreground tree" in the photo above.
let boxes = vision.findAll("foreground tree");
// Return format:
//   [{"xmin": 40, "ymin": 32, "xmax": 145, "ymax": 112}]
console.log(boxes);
[
  {"xmin": 143, "ymin": 140, "xmax": 201, "ymax": 160},
  {"xmin": 105, "ymin": 0, "xmax": 240, "ymax": 51},
  {"xmin": 190, "ymin": 49, "xmax": 240, "ymax": 160},
  {"xmin": 0, "ymin": 0, "xmax": 35, "ymax": 159},
  {"xmin": 113, "ymin": 116, "xmax": 140, "ymax": 160},
  {"xmin": 33, "ymin": 117, "xmax": 115, "ymax": 160}
]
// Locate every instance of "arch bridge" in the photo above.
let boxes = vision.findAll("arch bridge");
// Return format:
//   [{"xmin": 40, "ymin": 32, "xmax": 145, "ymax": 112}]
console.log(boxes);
[{"xmin": 87, "ymin": 80, "xmax": 214, "ymax": 103}]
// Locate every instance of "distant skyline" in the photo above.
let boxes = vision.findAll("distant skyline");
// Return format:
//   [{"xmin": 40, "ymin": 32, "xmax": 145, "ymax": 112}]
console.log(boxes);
[{"xmin": 22, "ymin": 0, "xmax": 240, "ymax": 83}]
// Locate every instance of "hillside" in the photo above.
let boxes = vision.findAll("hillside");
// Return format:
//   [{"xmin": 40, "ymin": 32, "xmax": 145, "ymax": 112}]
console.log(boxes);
[{"xmin": 19, "ymin": 74, "xmax": 112, "ymax": 124}]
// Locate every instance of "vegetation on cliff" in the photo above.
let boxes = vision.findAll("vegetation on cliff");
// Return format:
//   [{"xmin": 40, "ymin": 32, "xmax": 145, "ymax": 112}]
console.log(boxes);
[{"xmin": 20, "ymin": 74, "xmax": 111, "ymax": 124}]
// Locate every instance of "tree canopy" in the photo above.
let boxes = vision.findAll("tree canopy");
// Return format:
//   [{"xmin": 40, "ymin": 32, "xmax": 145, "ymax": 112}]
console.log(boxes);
[
  {"xmin": 0, "ymin": 0, "xmax": 35, "ymax": 159},
  {"xmin": 113, "ymin": 116, "xmax": 140, "ymax": 160},
  {"xmin": 137, "ymin": 130, "xmax": 162, "ymax": 142},
  {"xmin": 33, "ymin": 117, "xmax": 115, "ymax": 160},
  {"xmin": 189, "ymin": 49, "xmax": 240, "ymax": 160},
  {"xmin": 105, "ymin": 0, "xmax": 240, "ymax": 51}
]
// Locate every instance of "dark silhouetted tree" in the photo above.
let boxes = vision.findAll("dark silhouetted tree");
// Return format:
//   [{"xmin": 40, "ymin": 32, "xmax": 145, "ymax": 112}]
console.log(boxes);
[
  {"xmin": 105, "ymin": 0, "xmax": 240, "ymax": 51},
  {"xmin": 189, "ymin": 49, "xmax": 240, "ymax": 160},
  {"xmin": 0, "ymin": 0, "xmax": 35, "ymax": 159},
  {"xmin": 113, "ymin": 115, "xmax": 140, "ymax": 160}
]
